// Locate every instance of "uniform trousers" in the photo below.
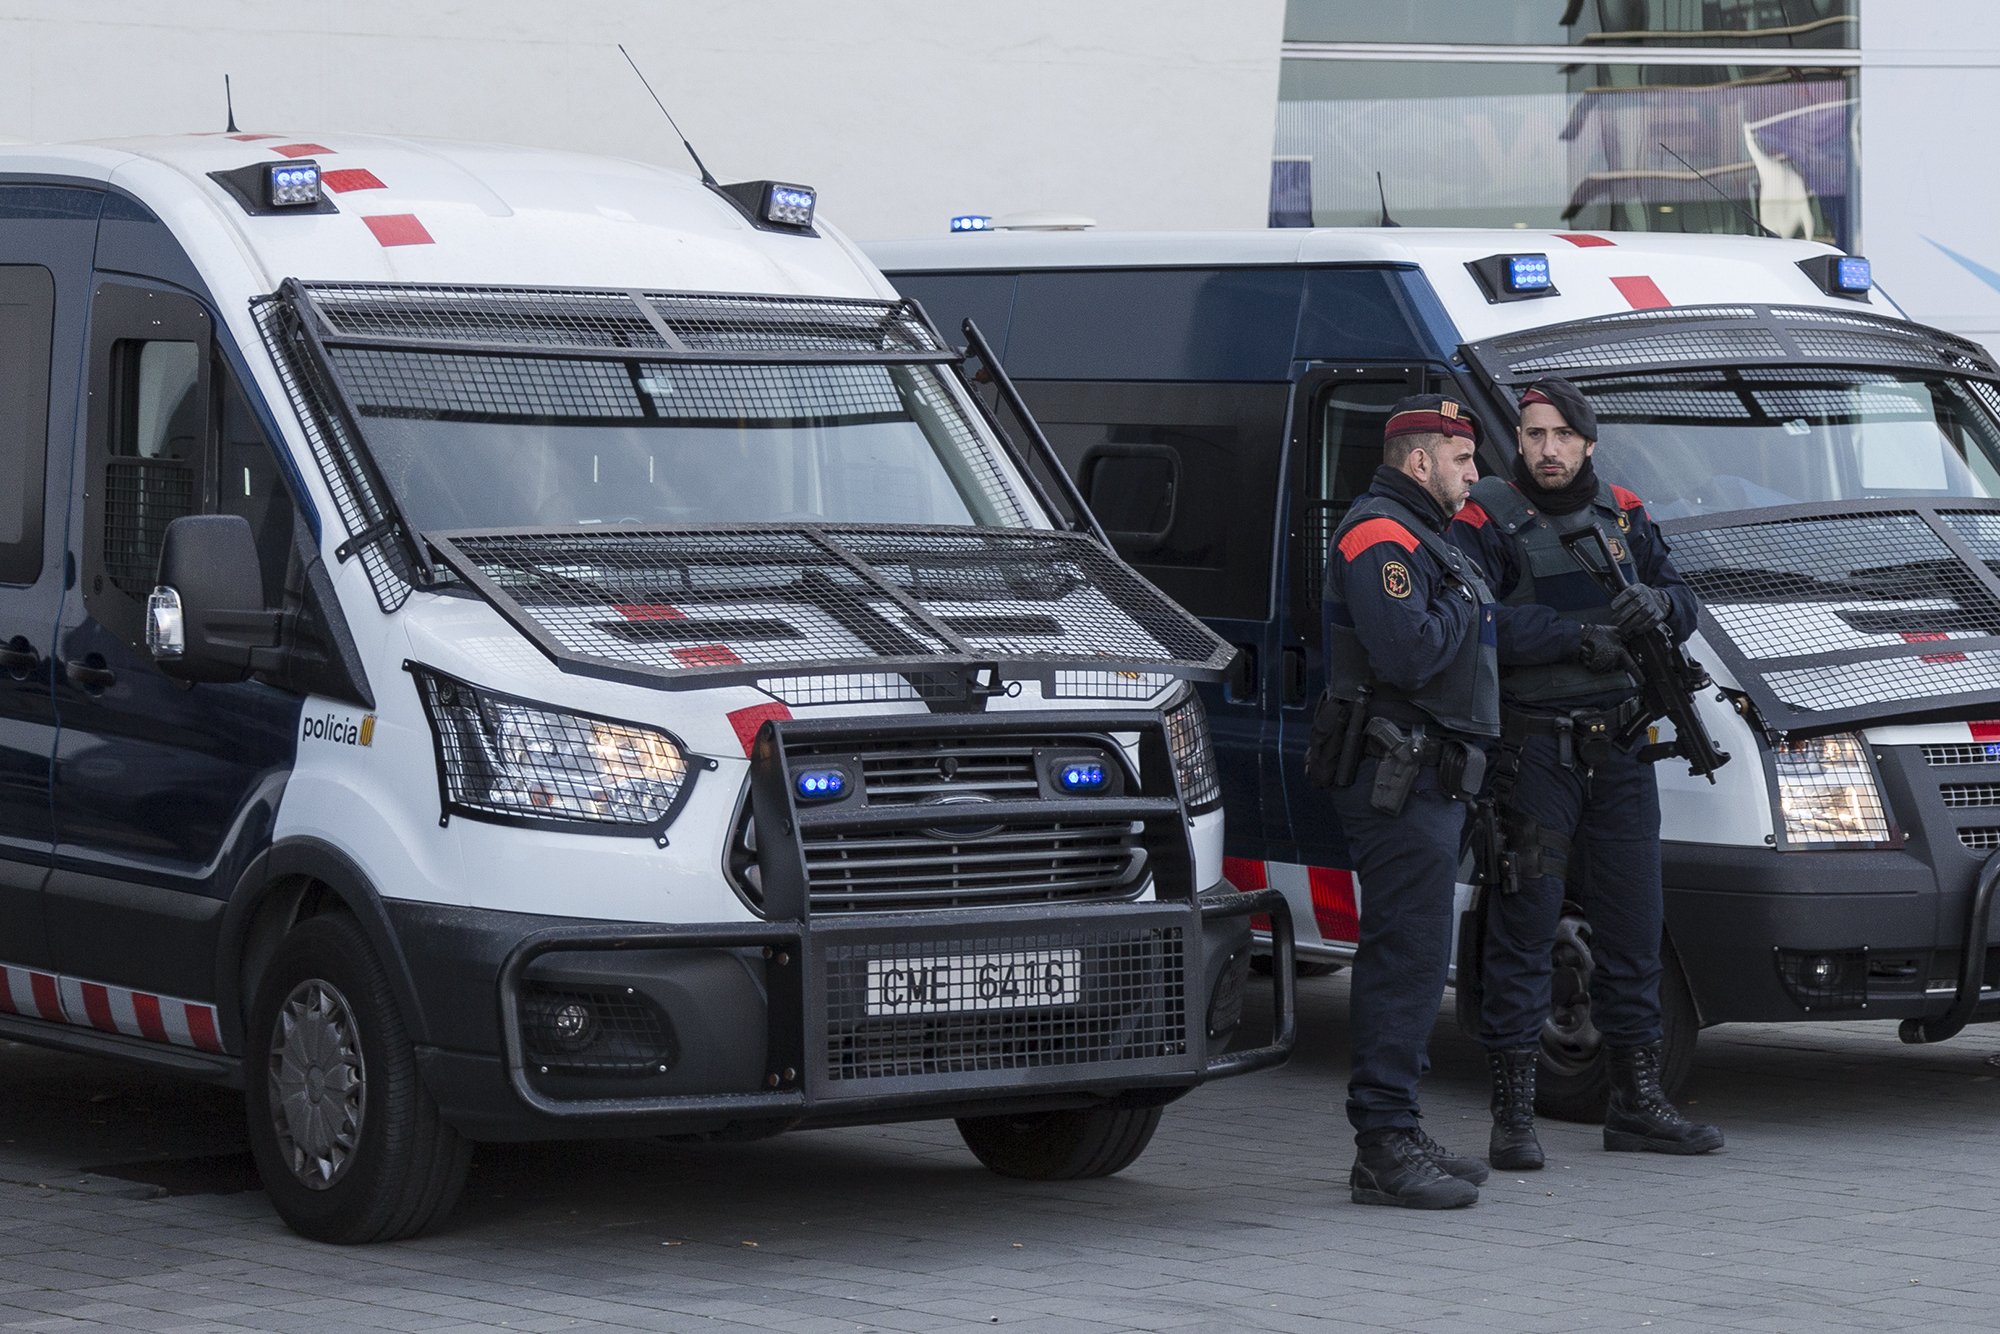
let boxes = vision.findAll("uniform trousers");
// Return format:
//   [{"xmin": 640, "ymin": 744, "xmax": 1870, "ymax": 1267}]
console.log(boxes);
[
  {"xmin": 1480, "ymin": 732, "xmax": 1665, "ymax": 1052},
  {"xmin": 1329, "ymin": 753, "xmax": 1467, "ymax": 1136}
]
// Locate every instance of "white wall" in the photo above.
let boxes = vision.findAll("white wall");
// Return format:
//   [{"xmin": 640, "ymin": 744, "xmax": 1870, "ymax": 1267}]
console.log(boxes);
[
  {"xmin": 0, "ymin": 0, "xmax": 1286, "ymax": 240},
  {"xmin": 1861, "ymin": 1, "xmax": 2000, "ymax": 350}
]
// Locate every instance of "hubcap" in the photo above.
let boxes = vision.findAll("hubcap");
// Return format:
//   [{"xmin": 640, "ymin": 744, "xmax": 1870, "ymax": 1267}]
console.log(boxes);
[
  {"xmin": 1540, "ymin": 910, "xmax": 1601, "ymax": 1077},
  {"xmin": 266, "ymin": 979, "xmax": 366, "ymax": 1191}
]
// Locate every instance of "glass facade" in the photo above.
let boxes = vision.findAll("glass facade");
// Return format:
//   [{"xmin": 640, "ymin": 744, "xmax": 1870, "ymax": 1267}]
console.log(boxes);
[{"xmin": 1272, "ymin": 2, "xmax": 1860, "ymax": 248}]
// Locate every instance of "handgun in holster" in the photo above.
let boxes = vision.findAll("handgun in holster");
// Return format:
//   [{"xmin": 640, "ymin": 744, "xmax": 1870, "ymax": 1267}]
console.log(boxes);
[{"xmin": 1367, "ymin": 716, "xmax": 1424, "ymax": 815}]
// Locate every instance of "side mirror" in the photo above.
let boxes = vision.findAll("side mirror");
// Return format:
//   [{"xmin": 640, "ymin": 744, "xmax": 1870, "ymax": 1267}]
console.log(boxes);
[{"xmin": 147, "ymin": 515, "xmax": 282, "ymax": 683}]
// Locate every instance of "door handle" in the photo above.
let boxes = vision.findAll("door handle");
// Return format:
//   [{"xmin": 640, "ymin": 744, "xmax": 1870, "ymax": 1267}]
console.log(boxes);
[
  {"xmin": 63, "ymin": 657, "xmax": 117, "ymax": 693},
  {"xmin": 1281, "ymin": 646, "xmax": 1309, "ymax": 707},
  {"xmin": 0, "ymin": 636, "xmax": 38, "ymax": 680}
]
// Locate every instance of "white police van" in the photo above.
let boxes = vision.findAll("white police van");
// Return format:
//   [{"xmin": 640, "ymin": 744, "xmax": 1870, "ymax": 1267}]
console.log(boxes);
[
  {"xmin": 874, "ymin": 227, "xmax": 2000, "ymax": 1117},
  {"xmin": 0, "ymin": 134, "xmax": 1295, "ymax": 1242}
]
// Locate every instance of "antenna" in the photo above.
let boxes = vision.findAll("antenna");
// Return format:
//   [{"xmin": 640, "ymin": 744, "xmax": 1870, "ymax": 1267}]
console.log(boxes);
[
  {"xmin": 1375, "ymin": 171, "xmax": 1399, "ymax": 228},
  {"xmin": 1658, "ymin": 141, "xmax": 1776, "ymax": 239},
  {"xmin": 619, "ymin": 44, "xmax": 717, "ymax": 187},
  {"xmin": 224, "ymin": 74, "xmax": 238, "ymax": 134}
]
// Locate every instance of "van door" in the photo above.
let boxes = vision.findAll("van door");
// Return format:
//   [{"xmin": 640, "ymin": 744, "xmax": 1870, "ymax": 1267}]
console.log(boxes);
[
  {"xmin": 47, "ymin": 276, "xmax": 303, "ymax": 1003},
  {"xmin": 0, "ymin": 264, "xmax": 62, "ymax": 970},
  {"xmin": 1276, "ymin": 366, "xmax": 1425, "ymax": 868}
]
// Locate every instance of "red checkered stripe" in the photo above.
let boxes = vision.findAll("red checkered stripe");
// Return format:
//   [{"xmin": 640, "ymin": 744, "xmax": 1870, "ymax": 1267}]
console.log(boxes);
[
  {"xmin": 1224, "ymin": 856, "xmax": 1360, "ymax": 945},
  {"xmin": 0, "ymin": 964, "xmax": 224, "ymax": 1053}
]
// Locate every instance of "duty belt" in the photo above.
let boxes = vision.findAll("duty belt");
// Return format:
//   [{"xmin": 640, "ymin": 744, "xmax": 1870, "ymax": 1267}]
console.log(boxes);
[
  {"xmin": 1365, "ymin": 729, "xmax": 1445, "ymax": 765},
  {"xmin": 1501, "ymin": 697, "xmax": 1647, "ymax": 772}
]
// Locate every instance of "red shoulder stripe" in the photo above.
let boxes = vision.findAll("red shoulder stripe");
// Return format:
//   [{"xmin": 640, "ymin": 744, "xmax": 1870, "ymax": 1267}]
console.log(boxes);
[
  {"xmin": 1454, "ymin": 500, "xmax": 1490, "ymax": 530},
  {"xmin": 1610, "ymin": 484, "xmax": 1646, "ymax": 511},
  {"xmin": 1337, "ymin": 517, "xmax": 1420, "ymax": 562}
]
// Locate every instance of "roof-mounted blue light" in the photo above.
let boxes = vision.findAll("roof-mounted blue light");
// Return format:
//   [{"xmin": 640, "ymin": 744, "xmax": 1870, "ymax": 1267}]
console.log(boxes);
[
  {"xmin": 1506, "ymin": 253, "xmax": 1553, "ymax": 292},
  {"xmin": 1798, "ymin": 253, "xmax": 1873, "ymax": 301},
  {"xmin": 265, "ymin": 160, "xmax": 323, "ymax": 208},
  {"xmin": 951, "ymin": 214, "xmax": 992, "ymax": 233},
  {"xmin": 795, "ymin": 767, "xmax": 847, "ymax": 802},
  {"xmin": 715, "ymin": 179, "xmax": 818, "ymax": 233}
]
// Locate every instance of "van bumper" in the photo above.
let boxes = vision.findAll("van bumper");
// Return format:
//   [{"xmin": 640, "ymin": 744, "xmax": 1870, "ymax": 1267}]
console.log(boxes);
[
  {"xmin": 1663, "ymin": 840, "xmax": 2000, "ymax": 1026},
  {"xmin": 388, "ymin": 885, "xmax": 1292, "ymax": 1142}
]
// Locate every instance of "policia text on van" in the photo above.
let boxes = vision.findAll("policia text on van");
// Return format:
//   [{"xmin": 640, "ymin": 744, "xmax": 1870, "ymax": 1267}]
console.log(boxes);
[
  {"xmin": 874, "ymin": 228, "xmax": 2000, "ymax": 1117},
  {"xmin": 0, "ymin": 136, "xmax": 1295, "ymax": 1243}
]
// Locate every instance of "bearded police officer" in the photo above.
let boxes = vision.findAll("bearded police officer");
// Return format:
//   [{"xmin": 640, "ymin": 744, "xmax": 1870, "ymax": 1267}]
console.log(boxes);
[
  {"xmin": 1449, "ymin": 378, "xmax": 1723, "ymax": 1171},
  {"xmin": 1313, "ymin": 395, "xmax": 1498, "ymax": 1209}
]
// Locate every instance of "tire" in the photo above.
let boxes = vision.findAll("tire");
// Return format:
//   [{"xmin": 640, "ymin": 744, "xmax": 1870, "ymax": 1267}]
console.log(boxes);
[
  {"xmin": 956, "ymin": 1105, "xmax": 1164, "ymax": 1180},
  {"xmin": 1534, "ymin": 916, "xmax": 1698, "ymax": 1124},
  {"xmin": 245, "ymin": 913, "xmax": 472, "ymax": 1243}
]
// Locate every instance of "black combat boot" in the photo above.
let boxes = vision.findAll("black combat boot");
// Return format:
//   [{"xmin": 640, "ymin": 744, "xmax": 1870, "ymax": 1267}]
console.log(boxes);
[
  {"xmin": 1412, "ymin": 1124, "xmax": 1489, "ymax": 1184},
  {"xmin": 1350, "ymin": 1128, "xmax": 1479, "ymax": 1209},
  {"xmin": 1604, "ymin": 1042, "xmax": 1724, "ymax": 1155},
  {"xmin": 1488, "ymin": 1047, "xmax": 1545, "ymax": 1171}
]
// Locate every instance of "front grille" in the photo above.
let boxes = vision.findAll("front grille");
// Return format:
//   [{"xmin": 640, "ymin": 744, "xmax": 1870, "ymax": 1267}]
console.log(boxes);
[
  {"xmin": 1923, "ymin": 744, "xmax": 2000, "ymax": 766},
  {"xmin": 821, "ymin": 927, "xmax": 1186, "ymax": 1083},
  {"xmin": 1942, "ymin": 784, "xmax": 2000, "ymax": 808},
  {"xmin": 1959, "ymin": 827, "xmax": 2000, "ymax": 851}
]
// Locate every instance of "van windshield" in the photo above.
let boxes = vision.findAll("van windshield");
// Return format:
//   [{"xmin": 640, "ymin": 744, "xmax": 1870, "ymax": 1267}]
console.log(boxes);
[
  {"xmin": 1570, "ymin": 370, "xmax": 2000, "ymax": 520},
  {"xmin": 352, "ymin": 359, "xmax": 1036, "ymax": 531}
]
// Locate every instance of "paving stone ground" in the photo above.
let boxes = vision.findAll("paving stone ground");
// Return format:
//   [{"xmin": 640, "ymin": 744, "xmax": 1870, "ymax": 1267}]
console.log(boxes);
[{"xmin": 2, "ymin": 974, "xmax": 1997, "ymax": 1333}]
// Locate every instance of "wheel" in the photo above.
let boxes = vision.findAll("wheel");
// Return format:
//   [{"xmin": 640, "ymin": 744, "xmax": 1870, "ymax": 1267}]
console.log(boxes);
[
  {"xmin": 1534, "ymin": 913, "xmax": 1698, "ymax": 1124},
  {"xmin": 956, "ymin": 1105, "xmax": 1164, "ymax": 1180},
  {"xmin": 245, "ymin": 913, "xmax": 472, "ymax": 1243}
]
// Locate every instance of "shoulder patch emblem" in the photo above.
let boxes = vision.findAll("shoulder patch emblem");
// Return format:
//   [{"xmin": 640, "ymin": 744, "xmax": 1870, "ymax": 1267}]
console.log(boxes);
[
  {"xmin": 1616, "ymin": 510, "xmax": 1630, "ymax": 531},
  {"xmin": 1382, "ymin": 560, "xmax": 1413, "ymax": 599}
]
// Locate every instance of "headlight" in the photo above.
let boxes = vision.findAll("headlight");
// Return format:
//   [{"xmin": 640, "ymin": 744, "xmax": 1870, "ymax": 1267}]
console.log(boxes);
[
  {"xmin": 1163, "ymin": 687, "xmax": 1221, "ymax": 810},
  {"xmin": 409, "ymin": 665, "xmax": 706, "ymax": 841},
  {"xmin": 1772, "ymin": 733, "xmax": 1889, "ymax": 847}
]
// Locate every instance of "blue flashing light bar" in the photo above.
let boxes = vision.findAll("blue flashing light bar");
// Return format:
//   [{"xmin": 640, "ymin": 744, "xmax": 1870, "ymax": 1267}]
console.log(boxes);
[
  {"xmin": 265, "ymin": 160, "xmax": 323, "ymax": 208},
  {"xmin": 1835, "ymin": 255, "xmax": 1872, "ymax": 293},
  {"xmin": 762, "ymin": 183, "xmax": 816, "ymax": 228},
  {"xmin": 795, "ymin": 768, "xmax": 847, "ymax": 801},
  {"xmin": 1506, "ymin": 253, "xmax": 1553, "ymax": 292},
  {"xmin": 951, "ymin": 214, "xmax": 992, "ymax": 233},
  {"xmin": 1058, "ymin": 762, "xmax": 1109, "ymax": 793}
]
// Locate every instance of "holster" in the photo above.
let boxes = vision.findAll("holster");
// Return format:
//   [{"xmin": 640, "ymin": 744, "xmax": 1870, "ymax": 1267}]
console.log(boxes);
[
  {"xmin": 1366, "ymin": 717, "xmax": 1425, "ymax": 815},
  {"xmin": 1304, "ymin": 687, "xmax": 1372, "ymax": 790}
]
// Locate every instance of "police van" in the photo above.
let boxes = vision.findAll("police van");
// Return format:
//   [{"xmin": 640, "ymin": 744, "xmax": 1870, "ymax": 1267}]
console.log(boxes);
[
  {"xmin": 872, "ymin": 227, "xmax": 2000, "ymax": 1116},
  {"xmin": 0, "ymin": 134, "xmax": 1296, "ymax": 1242}
]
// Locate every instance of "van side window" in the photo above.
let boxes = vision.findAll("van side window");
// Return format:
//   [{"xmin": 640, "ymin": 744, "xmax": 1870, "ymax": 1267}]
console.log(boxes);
[
  {"xmin": 1022, "ymin": 381, "xmax": 1288, "ymax": 620},
  {"xmin": 1296, "ymin": 377, "xmax": 1419, "ymax": 648},
  {"xmin": 102, "ymin": 340, "xmax": 202, "ymax": 594},
  {"xmin": 0, "ymin": 266, "xmax": 54, "ymax": 585}
]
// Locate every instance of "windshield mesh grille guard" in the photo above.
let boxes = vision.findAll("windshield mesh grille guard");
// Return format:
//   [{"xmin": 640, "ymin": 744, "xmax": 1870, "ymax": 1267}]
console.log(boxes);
[
  {"xmin": 426, "ymin": 524, "xmax": 1236, "ymax": 693},
  {"xmin": 1464, "ymin": 304, "xmax": 2000, "ymax": 391},
  {"xmin": 1660, "ymin": 499, "xmax": 2000, "ymax": 735},
  {"xmin": 288, "ymin": 281, "xmax": 953, "ymax": 365}
]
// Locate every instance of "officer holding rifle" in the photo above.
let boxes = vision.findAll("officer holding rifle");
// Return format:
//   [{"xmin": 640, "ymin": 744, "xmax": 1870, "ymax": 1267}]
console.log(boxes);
[
  {"xmin": 1449, "ymin": 378, "xmax": 1724, "ymax": 1172},
  {"xmin": 1311, "ymin": 395, "xmax": 1498, "ymax": 1209}
]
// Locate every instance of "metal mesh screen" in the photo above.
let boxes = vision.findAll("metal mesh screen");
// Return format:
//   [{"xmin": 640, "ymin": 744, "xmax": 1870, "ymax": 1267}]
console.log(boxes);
[
  {"xmin": 101, "ymin": 457, "xmax": 194, "ymax": 593},
  {"xmin": 820, "ymin": 926, "xmax": 1186, "ymax": 1083},
  {"xmin": 1667, "ymin": 503, "xmax": 2000, "ymax": 730},
  {"xmin": 1165, "ymin": 690, "xmax": 1222, "ymax": 809},
  {"xmin": 304, "ymin": 284, "xmax": 946, "ymax": 358},
  {"xmin": 518, "ymin": 983, "xmax": 674, "ymax": 1074},
  {"xmin": 431, "ymin": 524, "xmax": 1233, "ymax": 690},
  {"xmin": 1941, "ymin": 783, "xmax": 2000, "ymax": 808},
  {"xmin": 254, "ymin": 298, "xmax": 416, "ymax": 611},
  {"xmin": 1466, "ymin": 304, "xmax": 2000, "ymax": 391},
  {"xmin": 1961, "ymin": 827, "xmax": 2000, "ymax": 851}
]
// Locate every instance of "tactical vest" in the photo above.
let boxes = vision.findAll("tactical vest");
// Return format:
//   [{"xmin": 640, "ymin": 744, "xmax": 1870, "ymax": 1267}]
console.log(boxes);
[
  {"xmin": 1468, "ymin": 475, "xmax": 1640, "ymax": 706},
  {"xmin": 1325, "ymin": 492, "xmax": 1500, "ymax": 739}
]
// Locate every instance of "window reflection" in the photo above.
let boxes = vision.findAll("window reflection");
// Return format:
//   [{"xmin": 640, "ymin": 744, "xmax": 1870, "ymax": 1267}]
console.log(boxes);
[{"xmin": 1284, "ymin": 1, "xmax": 1857, "ymax": 49}]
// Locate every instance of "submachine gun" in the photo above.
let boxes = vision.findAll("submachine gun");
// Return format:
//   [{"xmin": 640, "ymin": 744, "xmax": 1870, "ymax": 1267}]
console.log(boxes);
[{"xmin": 1558, "ymin": 523, "xmax": 1730, "ymax": 782}]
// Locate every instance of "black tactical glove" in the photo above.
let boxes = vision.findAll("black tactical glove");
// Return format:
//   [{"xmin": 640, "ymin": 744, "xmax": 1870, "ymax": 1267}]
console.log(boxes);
[
  {"xmin": 1576, "ymin": 624, "xmax": 1634, "ymax": 674},
  {"xmin": 1610, "ymin": 582, "xmax": 1673, "ymax": 639}
]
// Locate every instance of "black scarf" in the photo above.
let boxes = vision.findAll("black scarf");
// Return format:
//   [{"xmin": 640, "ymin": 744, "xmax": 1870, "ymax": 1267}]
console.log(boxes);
[
  {"xmin": 1370, "ymin": 464, "xmax": 1448, "ymax": 531},
  {"xmin": 1513, "ymin": 452, "xmax": 1598, "ymax": 515}
]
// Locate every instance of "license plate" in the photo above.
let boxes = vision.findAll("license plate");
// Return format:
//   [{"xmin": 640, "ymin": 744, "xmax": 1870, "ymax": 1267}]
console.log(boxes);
[{"xmin": 865, "ymin": 949, "xmax": 1083, "ymax": 1016}]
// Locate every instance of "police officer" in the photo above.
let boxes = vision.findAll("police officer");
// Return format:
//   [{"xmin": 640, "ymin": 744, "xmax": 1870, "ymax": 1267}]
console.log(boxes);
[
  {"xmin": 1316, "ymin": 394, "xmax": 1498, "ymax": 1209},
  {"xmin": 1449, "ymin": 377, "xmax": 1723, "ymax": 1171}
]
